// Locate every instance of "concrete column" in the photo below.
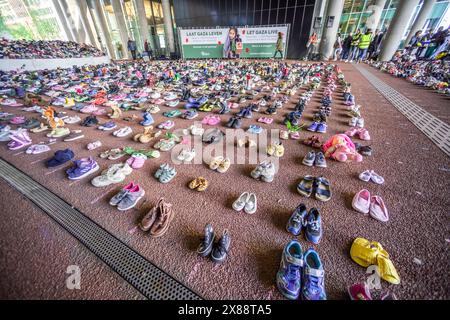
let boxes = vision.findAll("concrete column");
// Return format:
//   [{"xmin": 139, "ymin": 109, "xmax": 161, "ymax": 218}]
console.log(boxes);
[
  {"xmin": 405, "ymin": 0, "xmax": 437, "ymax": 46},
  {"xmin": 111, "ymin": 0, "xmax": 130, "ymax": 59},
  {"xmin": 79, "ymin": 0, "xmax": 98, "ymax": 47},
  {"xmin": 59, "ymin": 0, "xmax": 84, "ymax": 43},
  {"xmin": 87, "ymin": 0, "xmax": 116, "ymax": 59},
  {"xmin": 52, "ymin": 0, "xmax": 75, "ymax": 41},
  {"xmin": 133, "ymin": 0, "xmax": 151, "ymax": 51},
  {"xmin": 318, "ymin": 0, "xmax": 345, "ymax": 60},
  {"xmin": 366, "ymin": 0, "xmax": 387, "ymax": 31},
  {"xmin": 161, "ymin": 0, "xmax": 176, "ymax": 54},
  {"xmin": 378, "ymin": 0, "xmax": 421, "ymax": 61}
]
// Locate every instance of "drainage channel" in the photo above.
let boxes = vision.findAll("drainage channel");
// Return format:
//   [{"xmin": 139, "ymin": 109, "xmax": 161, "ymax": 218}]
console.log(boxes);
[
  {"xmin": 355, "ymin": 64, "xmax": 450, "ymax": 157},
  {"xmin": 0, "ymin": 157, "xmax": 201, "ymax": 300}
]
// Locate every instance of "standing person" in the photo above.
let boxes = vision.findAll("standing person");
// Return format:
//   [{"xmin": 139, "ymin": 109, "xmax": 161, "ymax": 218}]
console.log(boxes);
[
  {"xmin": 416, "ymin": 30, "xmax": 432, "ymax": 59},
  {"xmin": 357, "ymin": 28, "xmax": 373, "ymax": 62},
  {"xmin": 127, "ymin": 39, "xmax": 137, "ymax": 60},
  {"xmin": 341, "ymin": 32, "xmax": 353, "ymax": 61},
  {"xmin": 348, "ymin": 28, "xmax": 361, "ymax": 62},
  {"xmin": 273, "ymin": 32, "xmax": 284, "ymax": 59},
  {"xmin": 144, "ymin": 39, "xmax": 152, "ymax": 59},
  {"xmin": 407, "ymin": 30, "xmax": 423, "ymax": 54},
  {"xmin": 333, "ymin": 32, "xmax": 343, "ymax": 61},
  {"xmin": 304, "ymin": 32, "xmax": 318, "ymax": 60},
  {"xmin": 369, "ymin": 29, "xmax": 384, "ymax": 59},
  {"xmin": 367, "ymin": 29, "xmax": 380, "ymax": 59}
]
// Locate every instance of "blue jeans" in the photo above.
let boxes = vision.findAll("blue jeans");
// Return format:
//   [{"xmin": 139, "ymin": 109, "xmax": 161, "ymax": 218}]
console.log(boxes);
[
  {"xmin": 350, "ymin": 46, "xmax": 359, "ymax": 60},
  {"xmin": 358, "ymin": 48, "xmax": 368, "ymax": 60},
  {"xmin": 341, "ymin": 47, "xmax": 350, "ymax": 60}
]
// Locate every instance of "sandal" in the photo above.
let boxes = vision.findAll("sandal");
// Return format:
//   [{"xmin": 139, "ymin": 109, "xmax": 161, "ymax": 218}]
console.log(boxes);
[
  {"xmin": 297, "ymin": 175, "xmax": 315, "ymax": 197},
  {"xmin": 313, "ymin": 176, "xmax": 332, "ymax": 202},
  {"xmin": 189, "ymin": 177, "xmax": 209, "ymax": 192}
]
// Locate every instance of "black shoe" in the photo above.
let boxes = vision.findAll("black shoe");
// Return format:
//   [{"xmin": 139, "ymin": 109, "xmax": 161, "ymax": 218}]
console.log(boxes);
[
  {"xmin": 232, "ymin": 116, "xmax": 242, "ymax": 129},
  {"xmin": 226, "ymin": 116, "xmax": 236, "ymax": 128},
  {"xmin": 211, "ymin": 230, "xmax": 231, "ymax": 263},
  {"xmin": 81, "ymin": 115, "xmax": 98, "ymax": 127},
  {"xmin": 197, "ymin": 224, "xmax": 215, "ymax": 257},
  {"xmin": 266, "ymin": 106, "xmax": 277, "ymax": 115}
]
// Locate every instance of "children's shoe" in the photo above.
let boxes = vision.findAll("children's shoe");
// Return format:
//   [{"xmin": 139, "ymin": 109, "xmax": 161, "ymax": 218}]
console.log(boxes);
[
  {"xmin": 286, "ymin": 204, "xmax": 307, "ymax": 236},
  {"xmin": 348, "ymin": 282, "xmax": 372, "ymax": 300},
  {"xmin": 197, "ymin": 224, "xmax": 215, "ymax": 257},
  {"xmin": 302, "ymin": 151, "xmax": 316, "ymax": 166},
  {"xmin": 316, "ymin": 122, "xmax": 327, "ymax": 133},
  {"xmin": 276, "ymin": 240, "xmax": 303, "ymax": 300},
  {"xmin": 211, "ymin": 230, "xmax": 231, "ymax": 263},
  {"xmin": 305, "ymin": 208, "xmax": 322, "ymax": 244},
  {"xmin": 307, "ymin": 122, "xmax": 319, "ymax": 132},
  {"xmin": 302, "ymin": 248, "xmax": 326, "ymax": 300},
  {"xmin": 66, "ymin": 157, "xmax": 99, "ymax": 180}
]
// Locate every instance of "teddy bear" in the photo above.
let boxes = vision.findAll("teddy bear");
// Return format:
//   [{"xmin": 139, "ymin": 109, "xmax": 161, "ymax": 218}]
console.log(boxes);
[{"xmin": 322, "ymin": 134, "xmax": 362, "ymax": 163}]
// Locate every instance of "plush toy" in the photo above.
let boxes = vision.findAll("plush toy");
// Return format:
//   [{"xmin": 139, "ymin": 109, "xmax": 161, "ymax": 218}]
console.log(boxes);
[{"xmin": 322, "ymin": 134, "xmax": 362, "ymax": 162}]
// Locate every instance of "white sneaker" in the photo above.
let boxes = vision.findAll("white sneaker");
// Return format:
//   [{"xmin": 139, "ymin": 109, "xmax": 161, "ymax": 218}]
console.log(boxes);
[
  {"xmin": 113, "ymin": 126, "xmax": 132, "ymax": 137},
  {"xmin": 64, "ymin": 116, "xmax": 81, "ymax": 124},
  {"xmin": 356, "ymin": 118, "xmax": 364, "ymax": 128},
  {"xmin": 349, "ymin": 117, "xmax": 358, "ymax": 127}
]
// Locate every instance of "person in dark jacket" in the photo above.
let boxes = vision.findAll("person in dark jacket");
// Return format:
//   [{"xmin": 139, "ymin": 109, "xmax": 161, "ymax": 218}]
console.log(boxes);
[
  {"xmin": 144, "ymin": 39, "xmax": 152, "ymax": 59},
  {"xmin": 368, "ymin": 29, "xmax": 383, "ymax": 59},
  {"xmin": 127, "ymin": 39, "xmax": 137, "ymax": 60},
  {"xmin": 341, "ymin": 33, "xmax": 353, "ymax": 61}
]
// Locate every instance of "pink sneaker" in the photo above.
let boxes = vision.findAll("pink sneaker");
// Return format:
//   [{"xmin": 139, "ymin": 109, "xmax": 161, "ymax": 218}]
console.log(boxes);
[
  {"xmin": 80, "ymin": 104, "xmax": 98, "ymax": 114},
  {"xmin": 352, "ymin": 189, "xmax": 371, "ymax": 214},
  {"xmin": 10, "ymin": 116, "xmax": 26, "ymax": 125},
  {"xmin": 92, "ymin": 108, "xmax": 107, "ymax": 116},
  {"xmin": 345, "ymin": 127, "xmax": 359, "ymax": 137},
  {"xmin": 358, "ymin": 128, "xmax": 371, "ymax": 141},
  {"xmin": 126, "ymin": 154, "xmax": 147, "ymax": 169}
]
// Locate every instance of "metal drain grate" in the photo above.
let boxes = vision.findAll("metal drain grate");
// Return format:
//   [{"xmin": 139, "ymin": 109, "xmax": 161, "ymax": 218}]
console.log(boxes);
[
  {"xmin": 355, "ymin": 64, "xmax": 450, "ymax": 157},
  {"xmin": 0, "ymin": 158, "xmax": 201, "ymax": 300}
]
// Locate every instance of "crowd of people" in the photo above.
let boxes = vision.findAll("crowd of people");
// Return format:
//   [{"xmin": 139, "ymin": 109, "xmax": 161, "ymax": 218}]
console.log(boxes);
[{"xmin": 0, "ymin": 39, "xmax": 106, "ymax": 59}]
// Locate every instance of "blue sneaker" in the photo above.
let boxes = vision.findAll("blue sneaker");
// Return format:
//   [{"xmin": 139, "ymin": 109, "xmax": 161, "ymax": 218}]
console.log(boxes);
[
  {"xmin": 140, "ymin": 112, "xmax": 154, "ymax": 126},
  {"xmin": 286, "ymin": 204, "xmax": 307, "ymax": 236},
  {"xmin": 305, "ymin": 208, "xmax": 322, "ymax": 244},
  {"xmin": 276, "ymin": 240, "xmax": 303, "ymax": 300},
  {"xmin": 247, "ymin": 124, "xmax": 263, "ymax": 134},
  {"xmin": 316, "ymin": 122, "xmax": 327, "ymax": 133},
  {"xmin": 307, "ymin": 122, "xmax": 319, "ymax": 132},
  {"xmin": 302, "ymin": 249, "xmax": 326, "ymax": 300}
]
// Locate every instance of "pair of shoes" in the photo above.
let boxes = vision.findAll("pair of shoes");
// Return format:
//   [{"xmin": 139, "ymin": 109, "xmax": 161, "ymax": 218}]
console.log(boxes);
[
  {"xmin": 286, "ymin": 204, "xmax": 322, "ymax": 244},
  {"xmin": 348, "ymin": 282, "xmax": 398, "ymax": 300},
  {"xmin": 157, "ymin": 120, "xmax": 175, "ymax": 130},
  {"xmin": 139, "ymin": 198, "xmax": 174, "ymax": 237},
  {"xmin": 100, "ymin": 148, "xmax": 125, "ymax": 160},
  {"xmin": 181, "ymin": 109, "xmax": 198, "ymax": 120},
  {"xmin": 307, "ymin": 122, "xmax": 327, "ymax": 133},
  {"xmin": 349, "ymin": 117, "xmax": 364, "ymax": 127},
  {"xmin": 209, "ymin": 156, "xmax": 230, "ymax": 173},
  {"xmin": 98, "ymin": 121, "xmax": 117, "ymax": 131},
  {"xmin": 226, "ymin": 116, "xmax": 242, "ymax": 128},
  {"xmin": 352, "ymin": 189, "xmax": 389, "ymax": 222},
  {"xmin": 232, "ymin": 192, "xmax": 257, "ymax": 214},
  {"xmin": 154, "ymin": 163, "xmax": 177, "ymax": 183},
  {"xmin": 81, "ymin": 115, "xmax": 98, "ymax": 127},
  {"xmin": 126, "ymin": 153, "xmax": 148, "ymax": 169},
  {"xmin": 66, "ymin": 157, "xmax": 99, "ymax": 180},
  {"xmin": 251, "ymin": 160, "xmax": 276, "ymax": 182},
  {"xmin": 201, "ymin": 115, "xmax": 221, "ymax": 125},
  {"xmin": 237, "ymin": 107, "xmax": 252, "ymax": 118},
  {"xmin": 133, "ymin": 126, "xmax": 162, "ymax": 143},
  {"xmin": 46, "ymin": 149, "xmax": 74, "ymax": 167},
  {"xmin": 302, "ymin": 151, "xmax": 327, "ymax": 167},
  {"xmin": 87, "ymin": 140, "xmax": 102, "ymax": 150},
  {"xmin": 197, "ymin": 224, "xmax": 231, "ymax": 263},
  {"xmin": 350, "ymin": 238, "xmax": 400, "ymax": 284},
  {"xmin": 237, "ymin": 136, "xmax": 256, "ymax": 147},
  {"xmin": 258, "ymin": 116, "xmax": 273, "ymax": 124},
  {"xmin": 91, "ymin": 163, "xmax": 133, "ymax": 187},
  {"xmin": 7, "ymin": 129, "xmax": 32, "ymax": 150},
  {"xmin": 113, "ymin": 126, "xmax": 133, "ymax": 137},
  {"xmin": 154, "ymin": 138, "xmax": 177, "ymax": 151},
  {"xmin": 189, "ymin": 124, "xmax": 204, "ymax": 136},
  {"xmin": 359, "ymin": 170, "xmax": 384, "ymax": 184},
  {"xmin": 354, "ymin": 143, "xmax": 372, "ymax": 156},
  {"xmin": 276, "ymin": 240, "xmax": 326, "ymax": 300},
  {"xmin": 247, "ymin": 124, "xmax": 263, "ymax": 134},
  {"xmin": 267, "ymin": 142, "xmax": 284, "ymax": 157},
  {"xmin": 302, "ymin": 135, "xmax": 322, "ymax": 148},
  {"xmin": 177, "ymin": 148, "xmax": 195, "ymax": 162},
  {"xmin": 110, "ymin": 182, "xmax": 145, "ymax": 211},
  {"xmin": 140, "ymin": 112, "xmax": 154, "ymax": 126},
  {"xmin": 297, "ymin": 176, "xmax": 332, "ymax": 202},
  {"xmin": 189, "ymin": 177, "xmax": 208, "ymax": 191},
  {"xmin": 202, "ymin": 128, "xmax": 223, "ymax": 144},
  {"xmin": 345, "ymin": 127, "xmax": 371, "ymax": 140}
]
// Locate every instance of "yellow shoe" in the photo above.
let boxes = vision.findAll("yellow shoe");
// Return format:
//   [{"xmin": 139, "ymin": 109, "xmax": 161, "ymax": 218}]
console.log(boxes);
[{"xmin": 350, "ymin": 238, "xmax": 400, "ymax": 285}]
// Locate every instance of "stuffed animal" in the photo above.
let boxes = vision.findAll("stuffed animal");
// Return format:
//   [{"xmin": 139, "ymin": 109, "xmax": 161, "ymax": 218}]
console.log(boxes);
[{"xmin": 322, "ymin": 134, "xmax": 362, "ymax": 162}]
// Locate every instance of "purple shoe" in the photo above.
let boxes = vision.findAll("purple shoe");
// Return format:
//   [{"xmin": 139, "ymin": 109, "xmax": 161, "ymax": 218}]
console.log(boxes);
[
  {"xmin": 302, "ymin": 248, "xmax": 326, "ymax": 300},
  {"xmin": 316, "ymin": 122, "xmax": 327, "ymax": 133},
  {"xmin": 98, "ymin": 121, "xmax": 117, "ymax": 130},
  {"xmin": 66, "ymin": 157, "xmax": 99, "ymax": 180},
  {"xmin": 276, "ymin": 240, "xmax": 303, "ymax": 300},
  {"xmin": 307, "ymin": 122, "xmax": 319, "ymax": 132}
]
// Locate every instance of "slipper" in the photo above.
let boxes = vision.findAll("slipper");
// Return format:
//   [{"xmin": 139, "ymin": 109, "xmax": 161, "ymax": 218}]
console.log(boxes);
[
  {"xmin": 352, "ymin": 189, "xmax": 371, "ymax": 214},
  {"xmin": 370, "ymin": 196, "xmax": 389, "ymax": 222},
  {"xmin": 297, "ymin": 175, "xmax": 315, "ymax": 197},
  {"xmin": 314, "ymin": 176, "xmax": 332, "ymax": 202}
]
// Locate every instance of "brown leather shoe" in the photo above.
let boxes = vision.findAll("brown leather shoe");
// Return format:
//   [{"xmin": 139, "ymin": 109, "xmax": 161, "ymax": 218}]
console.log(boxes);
[{"xmin": 149, "ymin": 198, "xmax": 174, "ymax": 237}]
